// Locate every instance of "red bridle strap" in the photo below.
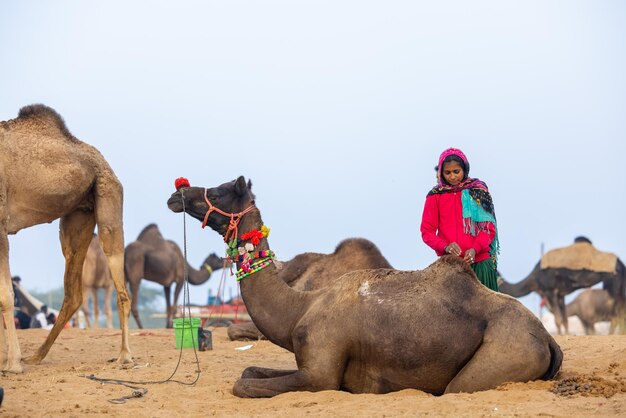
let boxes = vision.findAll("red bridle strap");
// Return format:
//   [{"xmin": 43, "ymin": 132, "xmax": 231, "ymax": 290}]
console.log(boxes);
[{"xmin": 201, "ymin": 188, "xmax": 256, "ymax": 244}]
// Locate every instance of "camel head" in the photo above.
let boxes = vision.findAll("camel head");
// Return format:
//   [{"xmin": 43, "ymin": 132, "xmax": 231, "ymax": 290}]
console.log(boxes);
[
  {"xmin": 167, "ymin": 176, "xmax": 255, "ymax": 237},
  {"xmin": 203, "ymin": 252, "xmax": 225, "ymax": 271}
]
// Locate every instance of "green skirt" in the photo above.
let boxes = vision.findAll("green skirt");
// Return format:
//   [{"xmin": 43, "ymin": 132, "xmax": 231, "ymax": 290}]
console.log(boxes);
[{"xmin": 471, "ymin": 258, "xmax": 499, "ymax": 292}]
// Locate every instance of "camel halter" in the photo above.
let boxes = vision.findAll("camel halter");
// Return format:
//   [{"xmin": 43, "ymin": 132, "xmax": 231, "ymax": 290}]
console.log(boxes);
[{"xmin": 201, "ymin": 188, "xmax": 256, "ymax": 245}]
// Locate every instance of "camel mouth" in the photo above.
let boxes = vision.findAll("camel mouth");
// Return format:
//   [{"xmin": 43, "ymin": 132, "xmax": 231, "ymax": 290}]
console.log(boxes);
[{"xmin": 167, "ymin": 195, "xmax": 183, "ymax": 213}]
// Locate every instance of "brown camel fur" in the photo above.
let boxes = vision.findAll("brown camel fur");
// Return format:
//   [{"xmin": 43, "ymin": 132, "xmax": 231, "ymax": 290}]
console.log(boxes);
[
  {"xmin": 167, "ymin": 176, "xmax": 563, "ymax": 398},
  {"xmin": 565, "ymin": 289, "xmax": 616, "ymax": 335},
  {"xmin": 0, "ymin": 104, "xmax": 132, "ymax": 373},
  {"xmin": 228, "ymin": 238, "xmax": 393, "ymax": 341},
  {"xmin": 124, "ymin": 223, "xmax": 224, "ymax": 328},
  {"xmin": 499, "ymin": 240, "xmax": 626, "ymax": 336},
  {"xmin": 78, "ymin": 234, "xmax": 114, "ymax": 328}
]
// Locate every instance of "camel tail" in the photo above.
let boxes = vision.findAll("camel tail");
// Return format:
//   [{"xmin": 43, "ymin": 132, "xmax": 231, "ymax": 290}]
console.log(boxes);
[{"xmin": 541, "ymin": 338, "xmax": 563, "ymax": 380}]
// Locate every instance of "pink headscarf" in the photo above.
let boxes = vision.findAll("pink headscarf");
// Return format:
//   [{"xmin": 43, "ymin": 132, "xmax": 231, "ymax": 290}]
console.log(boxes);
[{"xmin": 437, "ymin": 148, "xmax": 470, "ymax": 182}]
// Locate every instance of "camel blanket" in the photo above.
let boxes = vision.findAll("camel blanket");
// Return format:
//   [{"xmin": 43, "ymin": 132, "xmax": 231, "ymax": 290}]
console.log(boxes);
[{"xmin": 540, "ymin": 242, "xmax": 617, "ymax": 273}]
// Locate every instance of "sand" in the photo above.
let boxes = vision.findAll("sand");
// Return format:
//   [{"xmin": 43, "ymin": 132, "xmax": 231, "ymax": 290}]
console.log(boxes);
[{"xmin": 1, "ymin": 327, "xmax": 625, "ymax": 417}]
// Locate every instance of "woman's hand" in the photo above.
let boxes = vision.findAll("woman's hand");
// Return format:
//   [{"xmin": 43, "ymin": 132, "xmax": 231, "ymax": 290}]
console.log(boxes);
[
  {"xmin": 464, "ymin": 248, "xmax": 476, "ymax": 264},
  {"xmin": 444, "ymin": 242, "xmax": 461, "ymax": 257}
]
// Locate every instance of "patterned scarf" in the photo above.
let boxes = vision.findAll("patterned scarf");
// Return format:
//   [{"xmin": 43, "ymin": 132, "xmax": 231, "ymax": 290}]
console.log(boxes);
[{"xmin": 428, "ymin": 149, "xmax": 500, "ymax": 263}]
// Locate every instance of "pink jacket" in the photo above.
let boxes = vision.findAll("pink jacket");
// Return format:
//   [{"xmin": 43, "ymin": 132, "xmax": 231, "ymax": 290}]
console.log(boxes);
[{"xmin": 420, "ymin": 191, "xmax": 495, "ymax": 263}]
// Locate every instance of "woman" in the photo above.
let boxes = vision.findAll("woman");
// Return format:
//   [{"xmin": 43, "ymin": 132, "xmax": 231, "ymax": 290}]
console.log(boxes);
[{"xmin": 420, "ymin": 148, "xmax": 500, "ymax": 291}]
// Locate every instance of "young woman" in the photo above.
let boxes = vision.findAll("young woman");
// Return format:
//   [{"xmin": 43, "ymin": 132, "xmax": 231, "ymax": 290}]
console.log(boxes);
[{"xmin": 420, "ymin": 148, "xmax": 500, "ymax": 291}]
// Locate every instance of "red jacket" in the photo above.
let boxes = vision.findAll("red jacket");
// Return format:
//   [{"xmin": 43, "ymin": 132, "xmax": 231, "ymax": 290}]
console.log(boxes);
[{"xmin": 420, "ymin": 191, "xmax": 495, "ymax": 263}]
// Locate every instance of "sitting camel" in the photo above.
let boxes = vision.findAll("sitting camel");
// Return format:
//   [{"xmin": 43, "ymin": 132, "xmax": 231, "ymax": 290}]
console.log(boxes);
[
  {"xmin": 167, "ymin": 176, "xmax": 562, "ymax": 397},
  {"xmin": 77, "ymin": 234, "xmax": 114, "ymax": 328},
  {"xmin": 125, "ymin": 224, "xmax": 224, "ymax": 328},
  {"xmin": 0, "ymin": 104, "xmax": 132, "ymax": 373},
  {"xmin": 227, "ymin": 237, "xmax": 393, "ymax": 341},
  {"xmin": 565, "ymin": 289, "xmax": 616, "ymax": 335}
]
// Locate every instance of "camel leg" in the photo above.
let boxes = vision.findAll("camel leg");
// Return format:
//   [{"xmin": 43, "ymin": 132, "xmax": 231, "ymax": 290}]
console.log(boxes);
[
  {"xmin": 0, "ymin": 231, "xmax": 23, "ymax": 373},
  {"xmin": 228, "ymin": 321, "xmax": 266, "ymax": 341},
  {"xmin": 233, "ymin": 366, "xmax": 344, "ymax": 398},
  {"xmin": 25, "ymin": 209, "xmax": 95, "ymax": 364},
  {"xmin": 104, "ymin": 286, "xmax": 113, "ymax": 328},
  {"xmin": 241, "ymin": 366, "xmax": 298, "ymax": 379},
  {"xmin": 128, "ymin": 276, "xmax": 144, "ymax": 329},
  {"xmin": 81, "ymin": 286, "xmax": 92, "ymax": 328},
  {"xmin": 171, "ymin": 282, "xmax": 184, "ymax": 328},
  {"xmin": 92, "ymin": 288, "xmax": 100, "ymax": 328},
  {"xmin": 556, "ymin": 296, "xmax": 569, "ymax": 335},
  {"xmin": 583, "ymin": 320, "xmax": 595, "ymax": 336},
  {"xmin": 445, "ymin": 322, "xmax": 551, "ymax": 393},
  {"xmin": 233, "ymin": 333, "xmax": 345, "ymax": 398},
  {"xmin": 547, "ymin": 293, "xmax": 565, "ymax": 335},
  {"xmin": 95, "ymin": 195, "xmax": 133, "ymax": 365},
  {"xmin": 164, "ymin": 285, "xmax": 173, "ymax": 328}
]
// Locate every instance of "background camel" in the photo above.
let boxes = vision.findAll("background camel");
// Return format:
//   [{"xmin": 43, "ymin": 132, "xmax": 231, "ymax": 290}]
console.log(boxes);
[
  {"xmin": 125, "ymin": 223, "xmax": 224, "ymax": 328},
  {"xmin": 227, "ymin": 238, "xmax": 393, "ymax": 341},
  {"xmin": 167, "ymin": 176, "xmax": 562, "ymax": 398},
  {"xmin": 499, "ymin": 237, "xmax": 626, "ymax": 335},
  {"xmin": 0, "ymin": 104, "xmax": 132, "ymax": 373},
  {"xmin": 77, "ymin": 234, "xmax": 114, "ymax": 328},
  {"xmin": 564, "ymin": 289, "xmax": 615, "ymax": 335}
]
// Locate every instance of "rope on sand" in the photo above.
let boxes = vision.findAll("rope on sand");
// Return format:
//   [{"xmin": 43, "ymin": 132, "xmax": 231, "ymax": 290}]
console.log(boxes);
[{"xmin": 83, "ymin": 188, "xmax": 201, "ymax": 404}]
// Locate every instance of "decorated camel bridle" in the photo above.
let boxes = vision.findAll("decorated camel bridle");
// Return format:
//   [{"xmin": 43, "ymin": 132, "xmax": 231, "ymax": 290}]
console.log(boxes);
[
  {"xmin": 200, "ymin": 187, "xmax": 256, "ymax": 246},
  {"xmin": 175, "ymin": 178, "xmax": 276, "ymax": 281}
]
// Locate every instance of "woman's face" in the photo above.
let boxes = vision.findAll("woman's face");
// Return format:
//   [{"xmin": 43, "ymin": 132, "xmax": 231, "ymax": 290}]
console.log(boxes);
[{"xmin": 442, "ymin": 160, "xmax": 465, "ymax": 186}]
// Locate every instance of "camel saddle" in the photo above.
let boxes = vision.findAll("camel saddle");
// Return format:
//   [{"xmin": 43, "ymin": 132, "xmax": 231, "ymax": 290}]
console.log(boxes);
[{"xmin": 540, "ymin": 242, "xmax": 617, "ymax": 274}]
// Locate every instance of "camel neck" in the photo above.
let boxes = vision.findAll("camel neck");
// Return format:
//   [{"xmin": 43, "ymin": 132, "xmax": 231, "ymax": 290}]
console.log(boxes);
[
  {"xmin": 234, "ymin": 212, "xmax": 311, "ymax": 350},
  {"xmin": 185, "ymin": 261, "xmax": 213, "ymax": 285},
  {"xmin": 500, "ymin": 264, "xmax": 539, "ymax": 297}
]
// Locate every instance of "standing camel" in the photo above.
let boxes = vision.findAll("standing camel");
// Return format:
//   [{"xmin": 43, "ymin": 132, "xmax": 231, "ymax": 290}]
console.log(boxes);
[
  {"xmin": 565, "ymin": 289, "xmax": 616, "ymax": 335},
  {"xmin": 0, "ymin": 104, "xmax": 132, "ymax": 373},
  {"xmin": 167, "ymin": 176, "xmax": 562, "ymax": 398},
  {"xmin": 227, "ymin": 237, "xmax": 393, "ymax": 341},
  {"xmin": 78, "ymin": 234, "xmax": 114, "ymax": 328},
  {"xmin": 125, "ymin": 223, "xmax": 224, "ymax": 328},
  {"xmin": 499, "ymin": 237, "xmax": 626, "ymax": 335}
]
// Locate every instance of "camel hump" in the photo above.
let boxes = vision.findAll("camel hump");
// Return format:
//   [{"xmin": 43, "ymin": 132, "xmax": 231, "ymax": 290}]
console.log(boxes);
[
  {"xmin": 17, "ymin": 104, "xmax": 79, "ymax": 142},
  {"xmin": 431, "ymin": 255, "xmax": 476, "ymax": 277},
  {"xmin": 137, "ymin": 223, "xmax": 162, "ymax": 239},
  {"xmin": 334, "ymin": 238, "xmax": 393, "ymax": 268}
]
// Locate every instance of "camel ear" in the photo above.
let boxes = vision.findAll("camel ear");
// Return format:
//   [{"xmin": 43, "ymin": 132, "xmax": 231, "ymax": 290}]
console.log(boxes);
[{"xmin": 234, "ymin": 176, "xmax": 248, "ymax": 197}]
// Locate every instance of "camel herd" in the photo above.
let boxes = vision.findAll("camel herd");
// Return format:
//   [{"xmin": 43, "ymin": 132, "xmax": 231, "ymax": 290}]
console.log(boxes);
[{"xmin": 1, "ymin": 104, "xmax": 624, "ymax": 397}]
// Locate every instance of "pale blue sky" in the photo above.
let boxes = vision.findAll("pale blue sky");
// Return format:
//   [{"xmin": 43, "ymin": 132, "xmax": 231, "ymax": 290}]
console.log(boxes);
[{"xmin": 2, "ymin": 1, "xmax": 625, "ymax": 313}]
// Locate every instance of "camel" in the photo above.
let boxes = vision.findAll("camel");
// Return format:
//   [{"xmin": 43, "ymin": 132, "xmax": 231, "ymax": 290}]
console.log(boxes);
[
  {"xmin": 124, "ymin": 223, "xmax": 224, "ymax": 328},
  {"xmin": 76, "ymin": 234, "xmax": 115, "ymax": 328},
  {"xmin": 167, "ymin": 176, "xmax": 562, "ymax": 398},
  {"xmin": 0, "ymin": 104, "xmax": 132, "ymax": 373},
  {"xmin": 499, "ymin": 237, "xmax": 626, "ymax": 335},
  {"xmin": 227, "ymin": 238, "xmax": 393, "ymax": 341},
  {"xmin": 565, "ymin": 289, "xmax": 616, "ymax": 335}
]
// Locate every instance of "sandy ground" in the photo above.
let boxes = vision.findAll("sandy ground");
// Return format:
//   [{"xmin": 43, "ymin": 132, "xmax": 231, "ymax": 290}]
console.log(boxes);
[{"xmin": 1, "ymin": 327, "xmax": 625, "ymax": 417}]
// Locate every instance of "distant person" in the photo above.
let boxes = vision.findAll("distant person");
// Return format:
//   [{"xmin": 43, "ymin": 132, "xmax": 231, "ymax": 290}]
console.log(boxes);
[
  {"xmin": 12, "ymin": 276, "xmax": 22, "ymax": 307},
  {"xmin": 46, "ymin": 312, "xmax": 57, "ymax": 329},
  {"xmin": 30, "ymin": 305, "xmax": 49, "ymax": 329},
  {"xmin": 420, "ymin": 147, "xmax": 500, "ymax": 291},
  {"xmin": 15, "ymin": 306, "xmax": 32, "ymax": 329}
]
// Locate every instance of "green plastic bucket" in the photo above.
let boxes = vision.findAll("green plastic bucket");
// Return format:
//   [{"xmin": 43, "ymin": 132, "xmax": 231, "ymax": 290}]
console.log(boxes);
[{"xmin": 173, "ymin": 317, "xmax": 201, "ymax": 349}]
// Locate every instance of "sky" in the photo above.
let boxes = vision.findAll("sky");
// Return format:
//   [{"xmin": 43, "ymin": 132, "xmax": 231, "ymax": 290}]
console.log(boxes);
[{"xmin": 2, "ymin": 1, "xmax": 625, "ymax": 315}]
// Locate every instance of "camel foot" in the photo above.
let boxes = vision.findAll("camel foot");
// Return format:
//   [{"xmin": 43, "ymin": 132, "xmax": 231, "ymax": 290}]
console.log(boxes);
[
  {"xmin": 1, "ymin": 363, "xmax": 24, "ymax": 374},
  {"xmin": 116, "ymin": 352, "xmax": 134, "ymax": 366},
  {"xmin": 22, "ymin": 355, "xmax": 42, "ymax": 366}
]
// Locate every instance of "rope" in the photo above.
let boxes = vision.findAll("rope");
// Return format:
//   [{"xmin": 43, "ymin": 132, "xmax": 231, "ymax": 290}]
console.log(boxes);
[
  {"xmin": 201, "ymin": 188, "xmax": 256, "ymax": 245},
  {"xmin": 84, "ymin": 188, "xmax": 201, "ymax": 404}
]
